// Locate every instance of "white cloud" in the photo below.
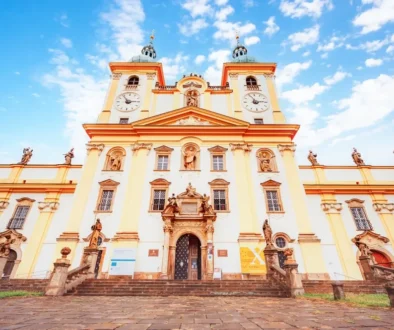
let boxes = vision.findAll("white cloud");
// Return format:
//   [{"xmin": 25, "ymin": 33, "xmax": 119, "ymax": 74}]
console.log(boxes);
[
  {"xmin": 324, "ymin": 70, "xmax": 351, "ymax": 85},
  {"xmin": 282, "ymin": 83, "xmax": 328, "ymax": 105},
  {"xmin": 14, "ymin": 71, "xmax": 20, "ymax": 75},
  {"xmin": 159, "ymin": 53, "xmax": 189, "ymax": 82},
  {"xmin": 213, "ymin": 21, "xmax": 256, "ymax": 44},
  {"xmin": 179, "ymin": 18, "xmax": 209, "ymax": 35},
  {"xmin": 182, "ymin": 0, "xmax": 211, "ymax": 18},
  {"xmin": 0, "ymin": 106, "xmax": 7, "ymax": 112},
  {"xmin": 387, "ymin": 45, "xmax": 394, "ymax": 53},
  {"xmin": 60, "ymin": 38, "xmax": 73, "ymax": 48},
  {"xmin": 204, "ymin": 49, "xmax": 231, "ymax": 84},
  {"xmin": 215, "ymin": 5, "xmax": 234, "ymax": 21},
  {"xmin": 365, "ymin": 58, "xmax": 383, "ymax": 67},
  {"xmin": 276, "ymin": 60, "xmax": 312, "ymax": 89},
  {"xmin": 353, "ymin": 0, "xmax": 394, "ymax": 34},
  {"xmin": 244, "ymin": 36, "xmax": 260, "ymax": 46},
  {"xmin": 195, "ymin": 55, "xmax": 206, "ymax": 65},
  {"xmin": 56, "ymin": 13, "xmax": 69, "ymax": 28},
  {"xmin": 329, "ymin": 135, "xmax": 356, "ymax": 146},
  {"xmin": 302, "ymin": 51, "xmax": 310, "ymax": 57},
  {"xmin": 279, "ymin": 0, "xmax": 333, "ymax": 18},
  {"xmin": 32, "ymin": 93, "xmax": 40, "ymax": 98},
  {"xmin": 215, "ymin": 0, "xmax": 228, "ymax": 5},
  {"xmin": 263, "ymin": 16, "xmax": 280, "ymax": 37},
  {"xmin": 317, "ymin": 36, "xmax": 346, "ymax": 52},
  {"xmin": 243, "ymin": 0, "xmax": 256, "ymax": 7},
  {"xmin": 48, "ymin": 49, "xmax": 70, "ymax": 65},
  {"xmin": 346, "ymin": 38, "xmax": 389, "ymax": 52},
  {"xmin": 285, "ymin": 25, "xmax": 320, "ymax": 52},
  {"xmin": 321, "ymin": 53, "xmax": 328, "ymax": 59}
]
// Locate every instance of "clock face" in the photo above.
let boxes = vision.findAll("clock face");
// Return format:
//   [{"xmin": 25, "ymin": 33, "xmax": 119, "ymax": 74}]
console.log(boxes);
[
  {"xmin": 115, "ymin": 92, "xmax": 141, "ymax": 111},
  {"xmin": 243, "ymin": 92, "xmax": 269, "ymax": 112}
]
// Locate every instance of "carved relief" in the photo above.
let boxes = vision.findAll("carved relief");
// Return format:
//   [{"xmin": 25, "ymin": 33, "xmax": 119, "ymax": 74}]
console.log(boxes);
[
  {"xmin": 146, "ymin": 73, "xmax": 156, "ymax": 80},
  {"xmin": 229, "ymin": 143, "xmax": 252, "ymax": 152},
  {"xmin": 373, "ymin": 203, "xmax": 394, "ymax": 213},
  {"xmin": 112, "ymin": 73, "xmax": 122, "ymax": 80},
  {"xmin": 183, "ymin": 82, "xmax": 202, "ymax": 89},
  {"xmin": 132, "ymin": 143, "xmax": 153, "ymax": 152},
  {"xmin": 88, "ymin": 219, "xmax": 102, "ymax": 249},
  {"xmin": 38, "ymin": 202, "xmax": 59, "ymax": 212},
  {"xmin": 278, "ymin": 144, "xmax": 296, "ymax": 156},
  {"xmin": 229, "ymin": 73, "xmax": 238, "ymax": 79},
  {"xmin": 182, "ymin": 143, "xmax": 199, "ymax": 170},
  {"xmin": 0, "ymin": 235, "xmax": 15, "ymax": 258},
  {"xmin": 321, "ymin": 203, "xmax": 343, "ymax": 213},
  {"xmin": 162, "ymin": 194, "xmax": 179, "ymax": 215},
  {"xmin": 175, "ymin": 116, "xmax": 210, "ymax": 126},
  {"xmin": 86, "ymin": 143, "xmax": 105, "ymax": 155},
  {"xmin": 185, "ymin": 89, "xmax": 199, "ymax": 107},
  {"xmin": 104, "ymin": 147, "xmax": 126, "ymax": 171},
  {"xmin": 256, "ymin": 148, "xmax": 277, "ymax": 172},
  {"xmin": 307, "ymin": 150, "xmax": 320, "ymax": 166},
  {"xmin": 352, "ymin": 148, "xmax": 365, "ymax": 166},
  {"xmin": 0, "ymin": 230, "xmax": 26, "ymax": 260},
  {"xmin": 0, "ymin": 200, "xmax": 9, "ymax": 210}
]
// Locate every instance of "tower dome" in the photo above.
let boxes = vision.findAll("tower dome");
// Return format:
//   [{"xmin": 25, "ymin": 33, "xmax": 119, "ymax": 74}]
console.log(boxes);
[
  {"xmin": 130, "ymin": 32, "xmax": 157, "ymax": 63},
  {"xmin": 232, "ymin": 33, "xmax": 256, "ymax": 63}
]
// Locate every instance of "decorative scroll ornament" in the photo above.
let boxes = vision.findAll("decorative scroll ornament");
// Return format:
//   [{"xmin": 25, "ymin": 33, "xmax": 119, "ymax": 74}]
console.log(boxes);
[
  {"xmin": 321, "ymin": 203, "xmax": 343, "ymax": 213},
  {"xmin": 112, "ymin": 72, "xmax": 122, "ymax": 80},
  {"xmin": 183, "ymin": 82, "xmax": 202, "ymax": 89},
  {"xmin": 308, "ymin": 150, "xmax": 320, "ymax": 166},
  {"xmin": 38, "ymin": 202, "xmax": 59, "ymax": 212},
  {"xmin": 146, "ymin": 73, "xmax": 156, "ymax": 80},
  {"xmin": 373, "ymin": 203, "xmax": 394, "ymax": 213},
  {"xmin": 0, "ymin": 200, "xmax": 9, "ymax": 210},
  {"xmin": 175, "ymin": 116, "xmax": 210, "ymax": 126},
  {"xmin": 86, "ymin": 143, "xmax": 105, "ymax": 155},
  {"xmin": 263, "ymin": 73, "xmax": 275, "ymax": 79},
  {"xmin": 18, "ymin": 147, "xmax": 33, "ymax": 165},
  {"xmin": 205, "ymin": 224, "xmax": 215, "ymax": 233},
  {"xmin": 163, "ymin": 219, "xmax": 173, "ymax": 233},
  {"xmin": 229, "ymin": 143, "xmax": 252, "ymax": 152},
  {"xmin": 229, "ymin": 73, "xmax": 238, "ymax": 79},
  {"xmin": 278, "ymin": 144, "xmax": 296, "ymax": 156},
  {"xmin": 132, "ymin": 143, "xmax": 153, "ymax": 152}
]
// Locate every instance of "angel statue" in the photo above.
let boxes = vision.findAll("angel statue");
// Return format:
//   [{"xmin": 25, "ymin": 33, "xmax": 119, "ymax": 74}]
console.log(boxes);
[
  {"xmin": 352, "ymin": 148, "xmax": 365, "ymax": 166},
  {"xmin": 307, "ymin": 150, "xmax": 319, "ymax": 166},
  {"xmin": 200, "ymin": 194, "xmax": 214, "ymax": 215},
  {"xmin": 18, "ymin": 147, "xmax": 33, "ymax": 165},
  {"xmin": 64, "ymin": 148, "xmax": 74, "ymax": 165}
]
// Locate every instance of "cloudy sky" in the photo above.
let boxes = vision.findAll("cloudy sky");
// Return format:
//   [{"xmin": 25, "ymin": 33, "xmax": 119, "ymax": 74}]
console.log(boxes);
[{"xmin": 0, "ymin": 0, "xmax": 393, "ymax": 166}]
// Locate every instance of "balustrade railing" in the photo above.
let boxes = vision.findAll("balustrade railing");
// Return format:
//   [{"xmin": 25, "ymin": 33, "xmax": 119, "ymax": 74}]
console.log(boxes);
[{"xmin": 65, "ymin": 263, "xmax": 90, "ymax": 292}]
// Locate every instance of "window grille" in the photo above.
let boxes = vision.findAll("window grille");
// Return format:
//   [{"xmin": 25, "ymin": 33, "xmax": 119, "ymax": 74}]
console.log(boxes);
[
  {"xmin": 157, "ymin": 155, "xmax": 169, "ymax": 170},
  {"xmin": 275, "ymin": 237, "xmax": 286, "ymax": 248},
  {"xmin": 8, "ymin": 206, "xmax": 30, "ymax": 229},
  {"xmin": 212, "ymin": 155, "xmax": 224, "ymax": 171},
  {"xmin": 128, "ymin": 76, "xmax": 139, "ymax": 85},
  {"xmin": 254, "ymin": 118, "xmax": 264, "ymax": 124},
  {"xmin": 213, "ymin": 190, "xmax": 227, "ymax": 210},
  {"xmin": 266, "ymin": 190, "xmax": 281, "ymax": 212},
  {"xmin": 246, "ymin": 76, "xmax": 257, "ymax": 86},
  {"xmin": 98, "ymin": 190, "xmax": 114, "ymax": 211},
  {"xmin": 351, "ymin": 207, "xmax": 372, "ymax": 230},
  {"xmin": 153, "ymin": 190, "xmax": 166, "ymax": 210},
  {"xmin": 119, "ymin": 118, "xmax": 129, "ymax": 124}
]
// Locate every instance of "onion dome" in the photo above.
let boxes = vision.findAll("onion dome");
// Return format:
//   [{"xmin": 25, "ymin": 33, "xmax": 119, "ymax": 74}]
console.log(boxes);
[
  {"xmin": 130, "ymin": 31, "xmax": 157, "ymax": 62},
  {"xmin": 232, "ymin": 33, "xmax": 256, "ymax": 63}
]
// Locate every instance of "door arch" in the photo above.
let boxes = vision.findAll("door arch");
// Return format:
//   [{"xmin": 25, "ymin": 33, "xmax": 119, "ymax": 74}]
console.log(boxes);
[
  {"xmin": 372, "ymin": 250, "xmax": 393, "ymax": 268},
  {"xmin": 3, "ymin": 250, "xmax": 17, "ymax": 279},
  {"xmin": 174, "ymin": 234, "xmax": 201, "ymax": 280}
]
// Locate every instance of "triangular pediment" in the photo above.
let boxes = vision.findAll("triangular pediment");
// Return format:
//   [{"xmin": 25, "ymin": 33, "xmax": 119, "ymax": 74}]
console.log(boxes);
[
  {"xmin": 132, "ymin": 106, "xmax": 250, "ymax": 127},
  {"xmin": 260, "ymin": 180, "xmax": 281, "ymax": 187}
]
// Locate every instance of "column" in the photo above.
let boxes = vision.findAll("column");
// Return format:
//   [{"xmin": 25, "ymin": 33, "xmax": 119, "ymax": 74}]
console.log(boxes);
[
  {"xmin": 265, "ymin": 74, "xmax": 286, "ymax": 124},
  {"xmin": 160, "ymin": 219, "xmax": 172, "ymax": 279},
  {"xmin": 321, "ymin": 195, "xmax": 362, "ymax": 279},
  {"xmin": 139, "ymin": 73, "xmax": 155, "ymax": 119},
  {"xmin": 55, "ymin": 143, "xmax": 104, "ymax": 262},
  {"xmin": 228, "ymin": 73, "xmax": 243, "ymax": 120},
  {"xmin": 278, "ymin": 144, "xmax": 327, "ymax": 277},
  {"xmin": 358, "ymin": 165, "xmax": 375, "ymax": 184},
  {"xmin": 113, "ymin": 143, "xmax": 152, "ymax": 247},
  {"xmin": 16, "ymin": 196, "xmax": 59, "ymax": 278},
  {"xmin": 98, "ymin": 73, "xmax": 122, "ymax": 123},
  {"xmin": 6, "ymin": 164, "xmax": 24, "ymax": 183},
  {"xmin": 311, "ymin": 165, "xmax": 327, "ymax": 183},
  {"xmin": 372, "ymin": 195, "xmax": 394, "ymax": 249}
]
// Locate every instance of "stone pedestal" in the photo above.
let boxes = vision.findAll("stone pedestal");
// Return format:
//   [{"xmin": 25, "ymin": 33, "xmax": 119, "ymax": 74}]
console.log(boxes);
[
  {"xmin": 45, "ymin": 258, "xmax": 71, "ymax": 296},
  {"xmin": 359, "ymin": 256, "xmax": 374, "ymax": 280},
  {"xmin": 264, "ymin": 246, "xmax": 279, "ymax": 277},
  {"xmin": 82, "ymin": 247, "xmax": 99, "ymax": 279},
  {"xmin": 284, "ymin": 263, "xmax": 304, "ymax": 297},
  {"xmin": 0, "ymin": 256, "xmax": 8, "ymax": 278},
  {"xmin": 331, "ymin": 281, "xmax": 345, "ymax": 300},
  {"xmin": 384, "ymin": 283, "xmax": 394, "ymax": 307}
]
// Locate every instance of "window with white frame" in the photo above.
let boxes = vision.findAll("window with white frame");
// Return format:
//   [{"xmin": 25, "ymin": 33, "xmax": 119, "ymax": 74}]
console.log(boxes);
[
  {"xmin": 97, "ymin": 190, "xmax": 114, "ymax": 211},
  {"xmin": 212, "ymin": 155, "xmax": 224, "ymax": 171},
  {"xmin": 8, "ymin": 206, "xmax": 30, "ymax": 229},
  {"xmin": 350, "ymin": 207, "xmax": 372, "ymax": 231},
  {"xmin": 152, "ymin": 190, "xmax": 166, "ymax": 210},
  {"xmin": 157, "ymin": 155, "xmax": 169, "ymax": 170}
]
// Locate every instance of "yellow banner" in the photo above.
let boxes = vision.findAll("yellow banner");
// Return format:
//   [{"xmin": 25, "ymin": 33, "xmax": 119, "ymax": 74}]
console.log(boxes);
[{"xmin": 240, "ymin": 246, "xmax": 267, "ymax": 274}]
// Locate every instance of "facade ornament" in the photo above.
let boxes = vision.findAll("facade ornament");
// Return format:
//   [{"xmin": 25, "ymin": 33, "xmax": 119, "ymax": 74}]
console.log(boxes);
[
  {"xmin": 185, "ymin": 90, "xmax": 199, "ymax": 107},
  {"xmin": 132, "ymin": 143, "xmax": 152, "ymax": 152},
  {"xmin": 183, "ymin": 146, "xmax": 197, "ymax": 170},
  {"xmin": 61, "ymin": 247, "xmax": 71, "ymax": 259},
  {"xmin": 352, "ymin": 148, "xmax": 365, "ymax": 166},
  {"xmin": 284, "ymin": 248, "xmax": 296, "ymax": 265},
  {"xmin": 257, "ymin": 150, "xmax": 273, "ymax": 172},
  {"xmin": 163, "ymin": 219, "xmax": 173, "ymax": 233},
  {"xmin": 18, "ymin": 147, "xmax": 33, "ymax": 165},
  {"xmin": 263, "ymin": 73, "xmax": 275, "ymax": 79},
  {"xmin": 321, "ymin": 203, "xmax": 343, "ymax": 213},
  {"xmin": 64, "ymin": 148, "xmax": 74, "ymax": 165},
  {"xmin": 162, "ymin": 194, "xmax": 179, "ymax": 215},
  {"xmin": 175, "ymin": 116, "xmax": 210, "ymax": 126},
  {"xmin": 0, "ymin": 200, "xmax": 9, "ymax": 210},
  {"xmin": 185, "ymin": 183, "xmax": 198, "ymax": 197},
  {"xmin": 86, "ymin": 143, "xmax": 105, "ymax": 155},
  {"xmin": 263, "ymin": 219, "xmax": 274, "ymax": 248},
  {"xmin": 38, "ymin": 202, "xmax": 59, "ymax": 212},
  {"xmin": 88, "ymin": 219, "xmax": 102, "ymax": 249},
  {"xmin": 307, "ymin": 150, "xmax": 320, "ymax": 166},
  {"xmin": 183, "ymin": 82, "xmax": 202, "ymax": 89},
  {"xmin": 146, "ymin": 73, "xmax": 156, "ymax": 80},
  {"xmin": 205, "ymin": 224, "xmax": 215, "ymax": 233},
  {"xmin": 229, "ymin": 143, "xmax": 253, "ymax": 152},
  {"xmin": 278, "ymin": 144, "xmax": 296, "ymax": 156},
  {"xmin": 110, "ymin": 154, "xmax": 122, "ymax": 171},
  {"xmin": 229, "ymin": 73, "xmax": 238, "ymax": 79},
  {"xmin": 354, "ymin": 237, "xmax": 372, "ymax": 257},
  {"xmin": 0, "ymin": 235, "xmax": 15, "ymax": 258},
  {"xmin": 373, "ymin": 203, "xmax": 394, "ymax": 213},
  {"xmin": 112, "ymin": 72, "xmax": 122, "ymax": 80},
  {"xmin": 200, "ymin": 194, "xmax": 215, "ymax": 215}
]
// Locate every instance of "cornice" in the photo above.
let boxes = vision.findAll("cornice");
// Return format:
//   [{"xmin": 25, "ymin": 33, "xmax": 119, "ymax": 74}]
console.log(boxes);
[
  {"xmin": 221, "ymin": 62, "xmax": 277, "ymax": 85},
  {"xmin": 0, "ymin": 183, "xmax": 77, "ymax": 194},
  {"xmin": 304, "ymin": 183, "xmax": 394, "ymax": 195},
  {"xmin": 109, "ymin": 62, "xmax": 165, "ymax": 86}
]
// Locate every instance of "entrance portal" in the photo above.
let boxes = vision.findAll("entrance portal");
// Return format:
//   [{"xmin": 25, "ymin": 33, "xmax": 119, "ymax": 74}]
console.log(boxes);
[{"xmin": 174, "ymin": 234, "xmax": 201, "ymax": 280}]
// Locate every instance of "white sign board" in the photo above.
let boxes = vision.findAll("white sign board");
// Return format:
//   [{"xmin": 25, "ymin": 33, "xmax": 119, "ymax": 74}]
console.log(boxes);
[
  {"xmin": 109, "ymin": 248, "xmax": 137, "ymax": 276},
  {"xmin": 213, "ymin": 268, "xmax": 222, "ymax": 280}
]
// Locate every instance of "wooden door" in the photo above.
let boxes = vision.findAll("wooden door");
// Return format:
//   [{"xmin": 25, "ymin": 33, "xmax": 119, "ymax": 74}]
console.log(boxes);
[
  {"xmin": 189, "ymin": 236, "xmax": 199, "ymax": 280},
  {"xmin": 174, "ymin": 234, "xmax": 189, "ymax": 280}
]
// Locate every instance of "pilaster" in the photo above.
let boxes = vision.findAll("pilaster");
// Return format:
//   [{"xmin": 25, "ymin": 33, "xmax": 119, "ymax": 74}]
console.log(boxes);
[
  {"xmin": 203, "ymin": 91, "xmax": 212, "ymax": 110},
  {"xmin": 139, "ymin": 73, "xmax": 155, "ymax": 119},
  {"xmin": 265, "ymin": 74, "xmax": 285, "ymax": 124},
  {"xmin": 311, "ymin": 165, "xmax": 327, "ymax": 183},
  {"xmin": 371, "ymin": 193, "xmax": 394, "ymax": 249},
  {"xmin": 228, "ymin": 73, "xmax": 243, "ymax": 120},
  {"xmin": 358, "ymin": 165, "xmax": 375, "ymax": 184},
  {"xmin": 98, "ymin": 72, "xmax": 122, "ymax": 123}
]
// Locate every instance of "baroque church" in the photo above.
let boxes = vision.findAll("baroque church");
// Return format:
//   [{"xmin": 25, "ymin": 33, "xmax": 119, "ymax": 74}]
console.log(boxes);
[{"xmin": 1, "ymin": 34, "xmax": 394, "ymax": 282}]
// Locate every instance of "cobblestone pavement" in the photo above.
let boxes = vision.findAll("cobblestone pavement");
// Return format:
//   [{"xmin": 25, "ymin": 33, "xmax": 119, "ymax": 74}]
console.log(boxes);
[{"xmin": 0, "ymin": 296, "xmax": 393, "ymax": 330}]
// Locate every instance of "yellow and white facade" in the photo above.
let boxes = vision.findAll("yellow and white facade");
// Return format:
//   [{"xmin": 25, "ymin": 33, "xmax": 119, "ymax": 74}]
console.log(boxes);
[{"xmin": 1, "ymin": 40, "xmax": 394, "ymax": 281}]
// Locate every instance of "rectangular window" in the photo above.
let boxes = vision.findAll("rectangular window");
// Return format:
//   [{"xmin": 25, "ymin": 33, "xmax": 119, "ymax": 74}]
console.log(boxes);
[
  {"xmin": 213, "ymin": 190, "xmax": 227, "ymax": 211},
  {"xmin": 119, "ymin": 118, "xmax": 129, "ymax": 124},
  {"xmin": 254, "ymin": 118, "xmax": 264, "ymax": 124},
  {"xmin": 212, "ymin": 155, "xmax": 224, "ymax": 171},
  {"xmin": 8, "ymin": 206, "xmax": 30, "ymax": 229},
  {"xmin": 351, "ymin": 207, "xmax": 372, "ymax": 230},
  {"xmin": 97, "ymin": 190, "xmax": 114, "ymax": 211},
  {"xmin": 157, "ymin": 155, "xmax": 169, "ymax": 170},
  {"xmin": 266, "ymin": 190, "xmax": 282, "ymax": 212},
  {"xmin": 152, "ymin": 190, "xmax": 166, "ymax": 210}
]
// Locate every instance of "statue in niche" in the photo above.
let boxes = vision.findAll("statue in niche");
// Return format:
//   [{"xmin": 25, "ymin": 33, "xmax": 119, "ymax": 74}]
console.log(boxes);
[
  {"xmin": 307, "ymin": 150, "xmax": 319, "ymax": 166},
  {"xmin": 64, "ymin": 148, "xmax": 74, "ymax": 165},
  {"xmin": 186, "ymin": 90, "xmax": 199, "ymax": 107},
  {"xmin": 162, "ymin": 194, "xmax": 179, "ymax": 214},
  {"xmin": 352, "ymin": 148, "xmax": 365, "ymax": 166},
  {"xmin": 88, "ymin": 219, "xmax": 102, "ymax": 249},
  {"xmin": 18, "ymin": 147, "xmax": 33, "ymax": 165},
  {"xmin": 200, "ymin": 194, "xmax": 215, "ymax": 215},
  {"xmin": 257, "ymin": 151, "xmax": 273, "ymax": 172},
  {"xmin": 183, "ymin": 146, "xmax": 197, "ymax": 170},
  {"xmin": 0, "ymin": 235, "xmax": 15, "ymax": 258},
  {"xmin": 354, "ymin": 238, "xmax": 372, "ymax": 258},
  {"xmin": 185, "ymin": 183, "xmax": 198, "ymax": 197},
  {"xmin": 110, "ymin": 154, "xmax": 122, "ymax": 171},
  {"xmin": 263, "ymin": 219, "xmax": 274, "ymax": 248}
]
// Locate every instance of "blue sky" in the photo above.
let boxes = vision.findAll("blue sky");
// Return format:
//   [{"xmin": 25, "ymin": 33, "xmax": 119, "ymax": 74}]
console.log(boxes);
[{"xmin": 0, "ymin": 0, "xmax": 393, "ymax": 165}]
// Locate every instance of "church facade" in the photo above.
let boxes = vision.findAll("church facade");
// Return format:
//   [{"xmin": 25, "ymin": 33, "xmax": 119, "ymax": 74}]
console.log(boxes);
[{"xmin": 1, "ymin": 37, "xmax": 394, "ymax": 282}]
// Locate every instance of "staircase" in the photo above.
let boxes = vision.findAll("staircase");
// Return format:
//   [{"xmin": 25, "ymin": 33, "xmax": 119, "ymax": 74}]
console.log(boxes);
[
  {"xmin": 0, "ymin": 279, "xmax": 49, "ymax": 292},
  {"xmin": 303, "ymin": 280, "xmax": 386, "ymax": 294},
  {"xmin": 67, "ymin": 279, "xmax": 290, "ymax": 297}
]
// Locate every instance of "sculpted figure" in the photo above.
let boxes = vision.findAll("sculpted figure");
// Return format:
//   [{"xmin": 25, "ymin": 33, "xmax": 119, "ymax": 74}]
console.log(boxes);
[
  {"xmin": 64, "ymin": 148, "xmax": 74, "ymax": 165},
  {"xmin": 355, "ymin": 238, "xmax": 371, "ymax": 257},
  {"xmin": 185, "ymin": 183, "xmax": 197, "ymax": 197},
  {"xmin": 258, "ymin": 151, "xmax": 272, "ymax": 172},
  {"xmin": 186, "ymin": 90, "xmax": 199, "ymax": 107},
  {"xmin": 19, "ymin": 148, "xmax": 33, "ymax": 165},
  {"xmin": 162, "ymin": 194, "xmax": 179, "ymax": 214},
  {"xmin": 263, "ymin": 219, "xmax": 274, "ymax": 248},
  {"xmin": 110, "ymin": 154, "xmax": 122, "ymax": 171},
  {"xmin": 88, "ymin": 219, "xmax": 102, "ymax": 249},
  {"xmin": 307, "ymin": 150, "xmax": 319, "ymax": 166},
  {"xmin": 200, "ymin": 194, "xmax": 215, "ymax": 215},
  {"xmin": 0, "ymin": 235, "xmax": 15, "ymax": 258},
  {"xmin": 352, "ymin": 148, "xmax": 365, "ymax": 166},
  {"xmin": 183, "ymin": 146, "xmax": 197, "ymax": 170}
]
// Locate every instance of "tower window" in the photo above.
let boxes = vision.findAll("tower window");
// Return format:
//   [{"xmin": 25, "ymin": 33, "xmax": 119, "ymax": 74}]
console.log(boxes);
[
  {"xmin": 246, "ymin": 76, "xmax": 257, "ymax": 86},
  {"xmin": 128, "ymin": 76, "xmax": 139, "ymax": 86},
  {"xmin": 119, "ymin": 118, "xmax": 129, "ymax": 124},
  {"xmin": 254, "ymin": 118, "xmax": 264, "ymax": 124}
]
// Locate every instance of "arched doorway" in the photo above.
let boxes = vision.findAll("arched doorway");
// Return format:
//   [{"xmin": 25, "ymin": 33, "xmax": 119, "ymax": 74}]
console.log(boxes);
[
  {"xmin": 372, "ymin": 250, "xmax": 393, "ymax": 268},
  {"xmin": 3, "ymin": 250, "xmax": 17, "ymax": 279},
  {"xmin": 174, "ymin": 234, "xmax": 201, "ymax": 280}
]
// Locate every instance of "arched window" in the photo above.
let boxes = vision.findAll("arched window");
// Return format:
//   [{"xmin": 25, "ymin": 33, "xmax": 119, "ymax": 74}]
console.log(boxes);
[
  {"xmin": 128, "ymin": 75, "xmax": 139, "ymax": 86},
  {"xmin": 246, "ymin": 76, "xmax": 257, "ymax": 86}
]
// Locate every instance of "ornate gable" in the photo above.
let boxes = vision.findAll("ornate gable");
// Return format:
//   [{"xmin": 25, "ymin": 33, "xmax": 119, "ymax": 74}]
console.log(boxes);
[
  {"xmin": 208, "ymin": 145, "xmax": 228, "ymax": 153},
  {"xmin": 154, "ymin": 145, "xmax": 174, "ymax": 153},
  {"xmin": 351, "ymin": 231, "xmax": 390, "ymax": 245},
  {"xmin": 98, "ymin": 179, "xmax": 120, "ymax": 187},
  {"xmin": 260, "ymin": 180, "xmax": 281, "ymax": 187}
]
